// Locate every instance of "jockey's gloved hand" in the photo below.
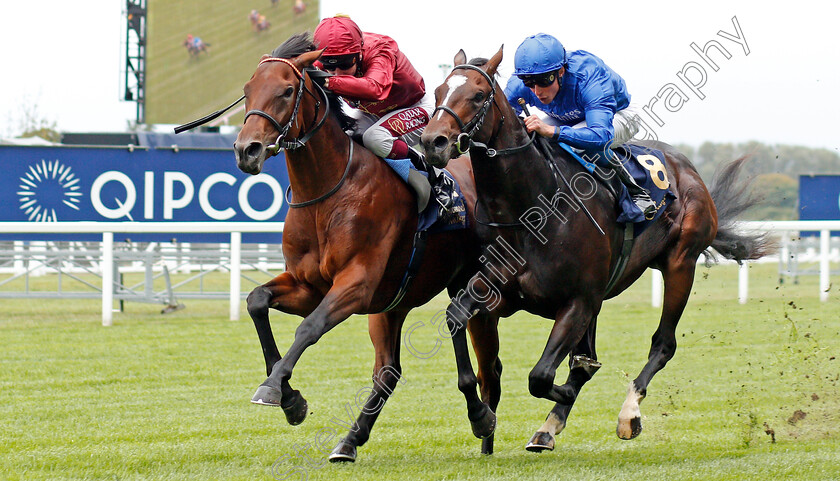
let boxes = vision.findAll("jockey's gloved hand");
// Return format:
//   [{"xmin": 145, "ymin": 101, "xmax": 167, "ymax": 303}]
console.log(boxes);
[{"xmin": 307, "ymin": 69, "xmax": 333, "ymax": 88}]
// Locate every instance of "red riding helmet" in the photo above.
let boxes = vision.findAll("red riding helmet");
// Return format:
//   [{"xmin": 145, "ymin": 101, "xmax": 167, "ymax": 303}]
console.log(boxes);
[{"xmin": 313, "ymin": 15, "xmax": 363, "ymax": 56}]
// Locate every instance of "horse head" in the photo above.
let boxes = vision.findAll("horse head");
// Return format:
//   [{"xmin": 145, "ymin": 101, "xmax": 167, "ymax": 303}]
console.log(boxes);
[
  {"xmin": 421, "ymin": 46, "xmax": 504, "ymax": 168},
  {"xmin": 234, "ymin": 42, "xmax": 324, "ymax": 175}
]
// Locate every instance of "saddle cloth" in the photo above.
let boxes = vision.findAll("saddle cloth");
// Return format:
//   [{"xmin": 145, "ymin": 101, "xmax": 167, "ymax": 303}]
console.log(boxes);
[
  {"xmin": 383, "ymin": 158, "xmax": 469, "ymax": 233},
  {"xmin": 557, "ymin": 143, "xmax": 677, "ymax": 235}
]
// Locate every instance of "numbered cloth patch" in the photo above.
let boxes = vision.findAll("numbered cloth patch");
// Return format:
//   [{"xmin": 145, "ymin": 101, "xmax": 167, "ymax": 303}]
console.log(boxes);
[
  {"xmin": 556, "ymin": 142, "xmax": 676, "ymax": 229},
  {"xmin": 613, "ymin": 144, "xmax": 677, "ymax": 229}
]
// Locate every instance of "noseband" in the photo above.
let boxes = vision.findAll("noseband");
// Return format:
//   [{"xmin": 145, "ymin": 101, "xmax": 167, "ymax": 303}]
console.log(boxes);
[
  {"xmin": 432, "ymin": 64, "xmax": 500, "ymax": 155},
  {"xmin": 243, "ymin": 57, "xmax": 329, "ymax": 155}
]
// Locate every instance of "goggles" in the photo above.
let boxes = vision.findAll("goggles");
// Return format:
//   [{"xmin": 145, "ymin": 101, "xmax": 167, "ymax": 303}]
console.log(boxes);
[
  {"xmin": 321, "ymin": 54, "xmax": 358, "ymax": 71},
  {"xmin": 519, "ymin": 71, "xmax": 557, "ymax": 89}
]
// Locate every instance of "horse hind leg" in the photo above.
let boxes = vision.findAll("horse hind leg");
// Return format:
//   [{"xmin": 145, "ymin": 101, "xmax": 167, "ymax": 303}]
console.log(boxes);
[
  {"xmin": 468, "ymin": 312, "xmax": 503, "ymax": 455},
  {"xmin": 330, "ymin": 311, "xmax": 407, "ymax": 463},
  {"xmin": 526, "ymin": 317, "xmax": 601, "ymax": 452},
  {"xmin": 618, "ymin": 258, "xmax": 697, "ymax": 440}
]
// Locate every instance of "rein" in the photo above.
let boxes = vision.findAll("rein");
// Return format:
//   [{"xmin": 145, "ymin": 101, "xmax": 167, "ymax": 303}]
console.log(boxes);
[
  {"xmin": 436, "ymin": 64, "xmax": 540, "ymax": 228},
  {"xmin": 285, "ymin": 138, "xmax": 354, "ymax": 208},
  {"xmin": 248, "ymin": 57, "xmax": 351, "ymax": 209},
  {"xmin": 438, "ymin": 63, "xmax": 603, "ymax": 233},
  {"xmin": 244, "ymin": 57, "xmax": 330, "ymax": 155},
  {"xmin": 174, "ymin": 57, "xmax": 330, "ymax": 154}
]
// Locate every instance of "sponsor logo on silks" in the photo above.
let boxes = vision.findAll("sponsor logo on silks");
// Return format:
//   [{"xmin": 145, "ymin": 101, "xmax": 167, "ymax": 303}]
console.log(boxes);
[
  {"xmin": 384, "ymin": 108, "xmax": 430, "ymax": 135},
  {"xmin": 548, "ymin": 109, "xmax": 582, "ymax": 123}
]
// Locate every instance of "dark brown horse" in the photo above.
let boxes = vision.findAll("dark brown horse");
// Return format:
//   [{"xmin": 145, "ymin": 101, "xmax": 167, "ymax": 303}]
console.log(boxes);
[
  {"xmin": 420, "ymin": 47, "xmax": 774, "ymax": 451},
  {"xmin": 232, "ymin": 34, "xmax": 501, "ymax": 462}
]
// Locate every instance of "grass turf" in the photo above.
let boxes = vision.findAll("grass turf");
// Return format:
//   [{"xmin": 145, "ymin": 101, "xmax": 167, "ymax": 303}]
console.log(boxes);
[{"xmin": 0, "ymin": 262, "xmax": 838, "ymax": 480}]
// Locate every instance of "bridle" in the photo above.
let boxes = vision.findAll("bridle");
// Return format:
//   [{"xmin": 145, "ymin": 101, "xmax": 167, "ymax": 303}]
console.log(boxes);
[
  {"xmin": 174, "ymin": 55, "xmax": 349, "ymax": 208},
  {"xmin": 434, "ymin": 64, "xmax": 538, "ymax": 228},
  {"xmin": 244, "ymin": 57, "xmax": 330, "ymax": 155},
  {"xmin": 246, "ymin": 57, "xmax": 355, "ymax": 209},
  {"xmin": 432, "ymin": 64, "xmax": 535, "ymax": 158}
]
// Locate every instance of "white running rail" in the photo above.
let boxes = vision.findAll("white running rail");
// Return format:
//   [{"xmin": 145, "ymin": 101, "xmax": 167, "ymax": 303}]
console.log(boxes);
[
  {"xmin": 0, "ymin": 222, "xmax": 284, "ymax": 326},
  {"xmin": 651, "ymin": 220, "xmax": 840, "ymax": 306}
]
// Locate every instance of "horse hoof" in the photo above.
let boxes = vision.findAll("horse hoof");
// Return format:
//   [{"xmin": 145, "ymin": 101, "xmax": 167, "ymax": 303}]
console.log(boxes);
[
  {"xmin": 329, "ymin": 439, "xmax": 357, "ymax": 463},
  {"xmin": 282, "ymin": 390, "xmax": 309, "ymax": 426},
  {"xmin": 525, "ymin": 431, "xmax": 555, "ymax": 452},
  {"xmin": 481, "ymin": 434, "xmax": 495, "ymax": 455},
  {"xmin": 617, "ymin": 416, "xmax": 642, "ymax": 440},
  {"xmin": 251, "ymin": 384, "xmax": 283, "ymax": 407},
  {"xmin": 470, "ymin": 406, "xmax": 497, "ymax": 439}
]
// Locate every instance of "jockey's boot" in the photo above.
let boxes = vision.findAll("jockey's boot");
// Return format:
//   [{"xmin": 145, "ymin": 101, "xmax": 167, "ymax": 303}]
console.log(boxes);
[
  {"xmin": 407, "ymin": 147, "xmax": 456, "ymax": 214},
  {"xmin": 610, "ymin": 161, "xmax": 657, "ymax": 220}
]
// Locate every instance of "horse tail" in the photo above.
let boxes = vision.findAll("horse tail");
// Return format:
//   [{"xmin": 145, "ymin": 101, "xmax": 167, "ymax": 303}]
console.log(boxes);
[{"xmin": 706, "ymin": 156, "xmax": 777, "ymax": 264}]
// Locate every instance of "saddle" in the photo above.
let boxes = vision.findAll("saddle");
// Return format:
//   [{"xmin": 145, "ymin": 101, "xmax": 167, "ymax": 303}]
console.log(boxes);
[
  {"xmin": 549, "ymin": 142, "xmax": 676, "ymax": 233},
  {"xmin": 545, "ymin": 142, "xmax": 676, "ymax": 294}
]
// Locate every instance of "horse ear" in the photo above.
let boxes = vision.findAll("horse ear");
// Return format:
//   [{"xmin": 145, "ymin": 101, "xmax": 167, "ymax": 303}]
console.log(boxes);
[
  {"xmin": 454, "ymin": 49, "xmax": 467, "ymax": 66},
  {"xmin": 296, "ymin": 48, "xmax": 324, "ymax": 69},
  {"xmin": 485, "ymin": 45, "xmax": 504, "ymax": 76}
]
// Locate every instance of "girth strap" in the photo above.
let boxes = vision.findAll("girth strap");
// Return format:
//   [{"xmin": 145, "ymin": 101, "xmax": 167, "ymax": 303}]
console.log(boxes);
[
  {"xmin": 379, "ymin": 230, "xmax": 428, "ymax": 313},
  {"xmin": 604, "ymin": 222, "xmax": 635, "ymax": 295}
]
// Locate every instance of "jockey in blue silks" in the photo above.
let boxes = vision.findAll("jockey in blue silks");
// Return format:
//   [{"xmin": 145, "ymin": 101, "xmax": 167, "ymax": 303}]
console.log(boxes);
[{"xmin": 504, "ymin": 33, "xmax": 656, "ymax": 219}]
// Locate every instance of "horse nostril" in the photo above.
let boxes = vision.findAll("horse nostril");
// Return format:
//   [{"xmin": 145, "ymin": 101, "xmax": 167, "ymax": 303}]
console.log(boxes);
[
  {"xmin": 246, "ymin": 142, "xmax": 263, "ymax": 160},
  {"xmin": 433, "ymin": 135, "xmax": 449, "ymax": 151}
]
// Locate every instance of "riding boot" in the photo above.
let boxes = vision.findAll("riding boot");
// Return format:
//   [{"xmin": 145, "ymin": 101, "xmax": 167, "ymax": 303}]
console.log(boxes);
[
  {"xmin": 610, "ymin": 160, "xmax": 657, "ymax": 220},
  {"xmin": 407, "ymin": 147, "xmax": 455, "ymax": 213}
]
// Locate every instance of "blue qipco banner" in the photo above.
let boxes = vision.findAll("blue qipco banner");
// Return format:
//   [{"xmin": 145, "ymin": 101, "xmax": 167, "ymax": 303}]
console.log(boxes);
[
  {"xmin": 0, "ymin": 145, "xmax": 289, "ymax": 242},
  {"xmin": 799, "ymin": 175, "xmax": 840, "ymax": 235}
]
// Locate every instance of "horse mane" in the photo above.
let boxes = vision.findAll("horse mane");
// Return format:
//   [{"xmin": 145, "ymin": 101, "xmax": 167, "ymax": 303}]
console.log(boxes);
[
  {"xmin": 270, "ymin": 32, "xmax": 316, "ymax": 59},
  {"xmin": 270, "ymin": 32, "xmax": 357, "ymax": 132}
]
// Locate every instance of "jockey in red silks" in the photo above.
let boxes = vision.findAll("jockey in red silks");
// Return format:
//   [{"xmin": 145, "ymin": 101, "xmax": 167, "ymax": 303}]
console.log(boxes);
[{"xmin": 312, "ymin": 15, "xmax": 455, "ymax": 213}]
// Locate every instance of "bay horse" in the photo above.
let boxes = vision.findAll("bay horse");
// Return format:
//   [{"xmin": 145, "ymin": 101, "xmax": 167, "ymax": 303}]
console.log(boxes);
[
  {"xmin": 420, "ymin": 47, "xmax": 774, "ymax": 451},
  {"xmin": 231, "ymin": 34, "xmax": 501, "ymax": 462}
]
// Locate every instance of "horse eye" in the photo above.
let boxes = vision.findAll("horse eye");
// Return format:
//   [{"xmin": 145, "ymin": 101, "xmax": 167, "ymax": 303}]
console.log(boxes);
[
  {"xmin": 282, "ymin": 86, "xmax": 294, "ymax": 97},
  {"xmin": 474, "ymin": 91, "xmax": 485, "ymax": 102}
]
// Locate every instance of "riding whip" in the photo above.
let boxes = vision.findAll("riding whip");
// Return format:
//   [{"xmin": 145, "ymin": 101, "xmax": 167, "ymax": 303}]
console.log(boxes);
[
  {"xmin": 174, "ymin": 95, "xmax": 246, "ymax": 134},
  {"xmin": 518, "ymin": 98, "xmax": 605, "ymax": 236}
]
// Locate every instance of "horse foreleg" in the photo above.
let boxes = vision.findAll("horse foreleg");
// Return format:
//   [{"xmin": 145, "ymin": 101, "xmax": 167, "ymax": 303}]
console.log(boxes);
[
  {"xmin": 526, "ymin": 316, "xmax": 600, "ymax": 452},
  {"xmin": 467, "ymin": 312, "xmax": 502, "ymax": 455},
  {"xmin": 247, "ymin": 272, "xmax": 321, "ymax": 379},
  {"xmin": 524, "ymin": 298, "xmax": 597, "ymax": 452},
  {"xmin": 258, "ymin": 268, "xmax": 376, "ymax": 426},
  {"xmin": 330, "ymin": 311, "xmax": 407, "ymax": 463},
  {"xmin": 618, "ymin": 260, "xmax": 696, "ymax": 440},
  {"xmin": 445, "ymin": 299, "xmax": 497, "ymax": 440}
]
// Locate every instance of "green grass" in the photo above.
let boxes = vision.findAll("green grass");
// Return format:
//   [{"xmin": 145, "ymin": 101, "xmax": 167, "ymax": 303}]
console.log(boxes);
[
  {"xmin": 146, "ymin": 0, "xmax": 321, "ymax": 125},
  {"xmin": 1, "ymin": 263, "xmax": 838, "ymax": 480}
]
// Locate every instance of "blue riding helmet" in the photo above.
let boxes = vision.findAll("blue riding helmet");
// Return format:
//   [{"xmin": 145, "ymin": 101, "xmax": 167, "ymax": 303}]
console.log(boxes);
[{"xmin": 513, "ymin": 33, "xmax": 567, "ymax": 76}]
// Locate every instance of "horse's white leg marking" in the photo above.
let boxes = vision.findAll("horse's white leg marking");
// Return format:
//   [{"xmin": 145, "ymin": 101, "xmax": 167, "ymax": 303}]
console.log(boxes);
[
  {"xmin": 537, "ymin": 411, "xmax": 566, "ymax": 436},
  {"xmin": 435, "ymin": 74, "xmax": 468, "ymax": 121},
  {"xmin": 617, "ymin": 381, "xmax": 646, "ymax": 439}
]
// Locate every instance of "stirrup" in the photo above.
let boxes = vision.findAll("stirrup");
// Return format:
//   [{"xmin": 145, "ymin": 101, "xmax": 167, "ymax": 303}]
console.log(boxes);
[
  {"xmin": 431, "ymin": 169, "xmax": 456, "ymax": 211},
  {"xmin": 632, "ymin": 192, "xmax": 657, "ymax": 220}
]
